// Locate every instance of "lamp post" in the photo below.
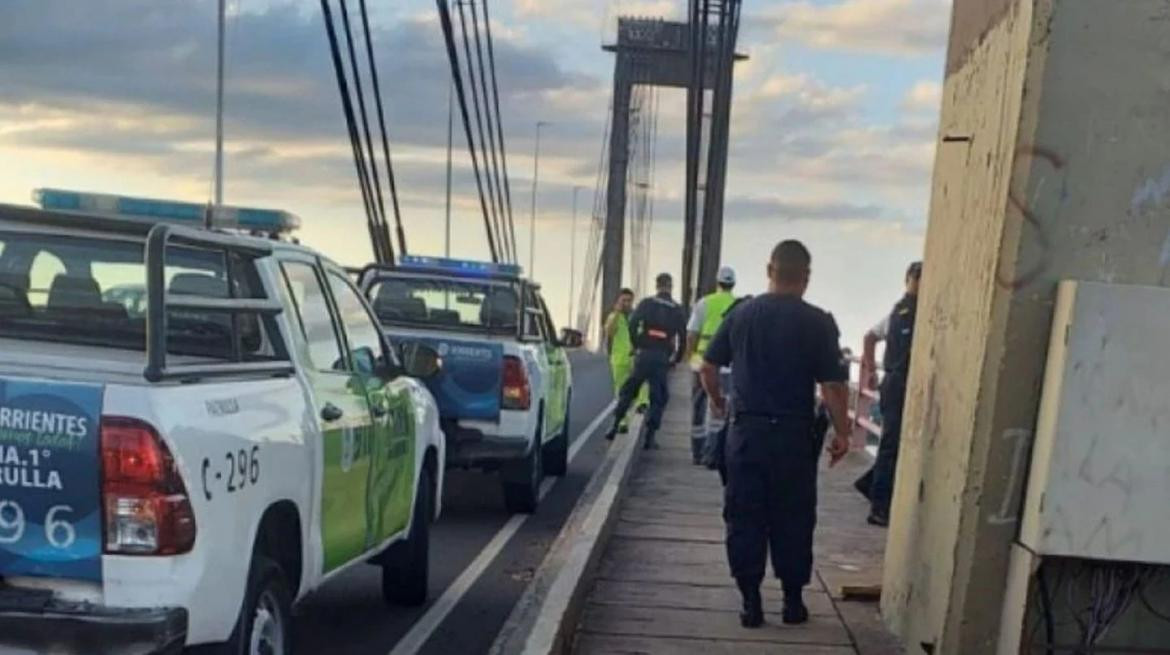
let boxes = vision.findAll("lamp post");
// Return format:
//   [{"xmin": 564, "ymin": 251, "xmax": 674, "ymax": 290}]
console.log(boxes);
[
  {"xmin": 529, "ymin": 121, "xmax": 550, "ymax": 276},
  {"xmin": 568, "ymin": 185, "xmax": 584, "ymax": 327}
]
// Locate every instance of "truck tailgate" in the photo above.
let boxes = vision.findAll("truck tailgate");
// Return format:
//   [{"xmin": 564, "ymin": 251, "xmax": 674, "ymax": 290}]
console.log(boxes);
[
  {"xmin": 0, "ymin": 375, "xmax": 104, "ymax": 583},
  {"xmin": 406, "ymin": 336, "xmax": 503, "ymax": 420}
]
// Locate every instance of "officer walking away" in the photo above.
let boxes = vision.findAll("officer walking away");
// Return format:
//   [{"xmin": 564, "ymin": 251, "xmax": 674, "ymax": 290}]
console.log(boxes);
[
  {"xmin": 700, "ymin": 240, "xmax": 852, "ymax": 629},
  {"xmin": 606, "ymin": 273, "xmax": 686, "ymax": 449},
  {"xmin": 860, "ymin": 260, "xmax": 922, "ymax": 527},
  {"xmin": 604, "ymin": 288, "xmax": 642, "ymax": 434},
  {"xmin": 684, "ymin": 266, "xmax": 738, "ymax": 465}
]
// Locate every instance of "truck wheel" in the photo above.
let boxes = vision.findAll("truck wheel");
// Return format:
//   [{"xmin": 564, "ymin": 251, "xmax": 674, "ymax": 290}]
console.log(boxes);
[
  {"xmin": 503, "ymin": 433, "xmax": 542, "ymax": 514},
  {"xmin": 221, "ymin": 556, "xmax": 292, "ymax": 655},
  {"xmin": 382, "ymin": 468, "xmax": 432, "ymax": 607},
  {"xmin": 543, "ymin": 400, "xmax": 570, "ymax": 477}
]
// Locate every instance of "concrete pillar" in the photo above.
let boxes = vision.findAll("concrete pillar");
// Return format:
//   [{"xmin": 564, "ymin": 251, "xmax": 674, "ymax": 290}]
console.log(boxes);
[
  {"xmin": 882, "ymin": 1, "xmax": 1170, "ymax": 652},
  {"xmin": 601, "ymin": 68, "xmax": 633, "ymax": 323}
]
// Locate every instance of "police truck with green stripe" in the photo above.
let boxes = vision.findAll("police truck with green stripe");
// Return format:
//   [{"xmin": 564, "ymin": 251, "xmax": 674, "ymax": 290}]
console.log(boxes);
[
  {"xmin": 359, "ymin": 256, "xmax": 573, "ymax": 514},
  {"xmin": 0, "ymin": 190, "xmax": 446, "ymax": 655}
]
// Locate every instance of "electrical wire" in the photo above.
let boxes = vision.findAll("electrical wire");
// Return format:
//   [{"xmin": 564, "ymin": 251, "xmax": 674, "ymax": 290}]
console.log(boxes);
[
  {"xmin": 436, "ymin": 0, "xmax": 499, "ymax": 262},
  {"xmin": 357, "ymin": 0, "xmax": 407, "ymax": 258}
]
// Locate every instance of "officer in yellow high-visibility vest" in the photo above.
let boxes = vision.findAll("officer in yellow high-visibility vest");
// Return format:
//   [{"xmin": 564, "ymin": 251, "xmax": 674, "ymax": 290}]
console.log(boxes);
[
  {"xmin": 684, "ymin": 266, "xmax": 738, "ymax": 464},
  {"xmin": 604, "ymin": 289, "xmax": 648, "ymax": 433}
]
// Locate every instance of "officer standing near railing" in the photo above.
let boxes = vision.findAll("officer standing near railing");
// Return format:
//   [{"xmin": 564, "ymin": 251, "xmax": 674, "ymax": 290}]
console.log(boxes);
[
  {"xmin": 858, "ymin": 260, "xmax": 922, "ymax": 527},
  {"xmin": 701, "ymin": 240, "xmax": 851, "ymax": 629}
]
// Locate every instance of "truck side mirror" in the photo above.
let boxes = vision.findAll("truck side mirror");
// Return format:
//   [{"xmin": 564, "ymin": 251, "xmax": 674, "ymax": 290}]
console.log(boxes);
[
  {"xmin": 400, "ymin": 342, "xmax": 442, "ymax": 379},
  {"xmin": 559, "ymin": 328, "xmax": 584, "ymax": 349}
]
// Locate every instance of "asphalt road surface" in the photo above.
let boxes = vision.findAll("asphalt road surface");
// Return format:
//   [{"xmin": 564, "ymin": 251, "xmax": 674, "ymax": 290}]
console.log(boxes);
[{"xmin": 292, "ymin": 349, "xmax": 615, "ymax": 655}]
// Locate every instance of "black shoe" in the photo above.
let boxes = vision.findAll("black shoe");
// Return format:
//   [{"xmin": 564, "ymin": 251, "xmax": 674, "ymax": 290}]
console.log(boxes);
[
  {"xmin": 854, "ymin": 471, "xmax": 873, "ymax": 499},
  {"xmin": 604, "ymin": 427, "xmax": 617, "ymax": 442},
  {"xmin": 617, "ymin": 425, "xmax": 629, "ymax": 435},
  {"xmin": 867, "ymin": 511, "xmax": 889, "ymax": 527},
  {"xmin": 739, "ymin": 586, "xmax": 764, "ymax": 629},
  {"xmin": 782, "ymin": 599, "xmax": 809, "ymax": 625}
]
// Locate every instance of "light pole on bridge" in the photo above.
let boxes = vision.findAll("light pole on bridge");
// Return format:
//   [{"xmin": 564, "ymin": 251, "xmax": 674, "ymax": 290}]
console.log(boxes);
[{"xmin": 529, "ymin": 120, "xmax": 550, "ymax": 277}]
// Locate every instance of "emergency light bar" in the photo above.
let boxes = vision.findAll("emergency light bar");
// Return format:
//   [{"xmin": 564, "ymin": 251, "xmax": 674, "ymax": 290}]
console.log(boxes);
[
  {"xmin": 399, "ymin": 255, "xmax": 523, "ymax": 278},
  {"xmin": 33, "ymin": 188, "xmax": 301, "ymax": 234}
]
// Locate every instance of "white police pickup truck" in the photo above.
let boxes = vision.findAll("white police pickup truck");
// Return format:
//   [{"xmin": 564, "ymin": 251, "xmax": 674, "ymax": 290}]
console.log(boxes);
[
  {"xmin": 0, "ymin": 190, "xmax": 446, "ymax": 654},
  {"xmin": 358, "ymin": 257, "xmax": 575, "ymax": 514}
]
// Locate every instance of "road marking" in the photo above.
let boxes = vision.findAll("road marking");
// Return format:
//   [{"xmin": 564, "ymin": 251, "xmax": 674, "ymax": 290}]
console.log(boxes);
[{"xmin": 387, "ymin": 400, "xmax": 616, "ymax": 655}]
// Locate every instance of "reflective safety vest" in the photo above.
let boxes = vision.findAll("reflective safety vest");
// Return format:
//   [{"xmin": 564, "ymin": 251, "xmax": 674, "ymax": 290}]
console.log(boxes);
[
  {"xmin": 693, "ymin": 290, "xmax": 735, "ymax": 364},
  {"xmin": 609, "ymin": 312, "xmax": 633, "ymax": 364}
]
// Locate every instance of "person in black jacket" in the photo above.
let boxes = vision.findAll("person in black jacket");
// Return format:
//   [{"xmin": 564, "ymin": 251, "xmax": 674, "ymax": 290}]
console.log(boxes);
[{"xmin": 605, "ymin": 273, "xmax": 686, "ymax": 449}]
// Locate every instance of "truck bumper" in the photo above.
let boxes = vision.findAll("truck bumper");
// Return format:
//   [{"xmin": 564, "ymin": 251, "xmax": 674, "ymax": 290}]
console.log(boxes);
[
  {"xmin": 0, "ymin": 587, "xmax": 187, "ymax": 655},
  {"xmin": 444, "ymin": 421, "xmax": 532, "ymax": 468}
]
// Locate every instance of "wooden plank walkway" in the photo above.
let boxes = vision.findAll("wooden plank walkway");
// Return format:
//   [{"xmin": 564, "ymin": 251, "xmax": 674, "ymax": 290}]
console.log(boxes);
[{"xmin": 570, "ymin": 370, "xmax": 903, "ymax": 654}]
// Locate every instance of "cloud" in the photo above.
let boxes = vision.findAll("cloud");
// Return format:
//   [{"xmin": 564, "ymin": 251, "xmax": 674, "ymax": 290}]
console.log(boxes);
[
  {"xmin": 765, "ymin": 0, "xmax": 951, "ymax": 56},
  {"xmin": 903, "ymin": 80, "xmax": 942, "ymax": 112}
]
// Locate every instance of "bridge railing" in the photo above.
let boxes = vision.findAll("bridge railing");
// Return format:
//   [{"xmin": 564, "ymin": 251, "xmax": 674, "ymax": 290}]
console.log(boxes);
[{"xmin": 846, "ymin": 355, "xmax": 882, "ymax": 456}]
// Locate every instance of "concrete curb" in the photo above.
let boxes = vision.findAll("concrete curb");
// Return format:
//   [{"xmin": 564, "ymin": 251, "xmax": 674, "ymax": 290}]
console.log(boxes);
[{"xmin": 489, "ymin": 414, "xmax": 644, "ymax": 655}]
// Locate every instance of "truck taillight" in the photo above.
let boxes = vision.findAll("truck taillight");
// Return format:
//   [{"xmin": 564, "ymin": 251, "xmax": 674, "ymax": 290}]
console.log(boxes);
[
  {"xmin": 100, "ymin": 418, "xmax": 196, "ymax": 555},
  {"xmin": 501, "ymin": 356, "xmax": 531, "ymax": 410}
]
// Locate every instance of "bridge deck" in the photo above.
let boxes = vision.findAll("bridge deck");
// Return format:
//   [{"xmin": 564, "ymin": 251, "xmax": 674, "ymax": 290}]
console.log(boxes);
[{"xmin": 570, "ymin": 371, "xmax": 901, "ymax": 654}]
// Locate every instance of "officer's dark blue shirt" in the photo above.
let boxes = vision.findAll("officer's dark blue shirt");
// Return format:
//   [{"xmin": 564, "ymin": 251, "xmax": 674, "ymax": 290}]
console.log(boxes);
[
  {"xmin": 882, "ymin": 294, "xmax": 917, "ymax": 381},
  {"xmin": 704, "ymin": 293, "xmax": 846, "ymax": 419},
  {"xmin": 628, "ymin": 292, "xmax": 686, "ymax": 357}
]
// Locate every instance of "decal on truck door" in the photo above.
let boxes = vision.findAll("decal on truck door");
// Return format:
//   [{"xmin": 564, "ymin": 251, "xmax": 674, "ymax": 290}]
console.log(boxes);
[
  {"xmin": 365, "ymin": 384, "xmax": 416, "ymax": 546},
  {"xmin": 413, "ymin": 337, "xmax": 503, "ymax": 420},
  {"xmin": 0, "ymin": 379, "xmax": 103, "ymax": 582}
]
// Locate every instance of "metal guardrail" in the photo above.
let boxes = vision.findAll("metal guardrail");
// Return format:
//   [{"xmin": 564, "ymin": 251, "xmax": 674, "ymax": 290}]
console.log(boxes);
[{"xmin": 845, "ymin": 355, "xmax": 883, "ymax": 451}]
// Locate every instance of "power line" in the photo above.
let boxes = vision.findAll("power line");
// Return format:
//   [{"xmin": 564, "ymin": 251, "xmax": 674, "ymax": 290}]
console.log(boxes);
[
  {"xmin": 357, "ymin": 0, "xmax": 408, "ymax": 257},
  {"xmin": 436, "ymin": 0, "xmax": 499, "ymax": 262}
]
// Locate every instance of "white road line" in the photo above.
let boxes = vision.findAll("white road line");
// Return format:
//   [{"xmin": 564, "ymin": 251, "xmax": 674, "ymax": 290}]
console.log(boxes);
[{"xmin": 387, "ymin": 400, "xmax": 616, "ymax": 655}]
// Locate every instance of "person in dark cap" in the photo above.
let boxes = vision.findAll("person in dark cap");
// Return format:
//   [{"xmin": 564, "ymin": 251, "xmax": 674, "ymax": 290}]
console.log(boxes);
[
  {"xmin": 605, "ymin": 272, "xmax": 686, "ymax": 449},
  {"xmin": 701, "ymin": 239, "xmax": 852, "ymax": 629},
  {"xmin": 857, "ymin": 260, "xmax": 922, "ymax": 527}
]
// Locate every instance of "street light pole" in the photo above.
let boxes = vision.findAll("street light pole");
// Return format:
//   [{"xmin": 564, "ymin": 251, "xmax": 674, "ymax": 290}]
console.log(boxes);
[
  {"xmin": 214, "ymin": 0, "xmax": 226, "ymax": 208},
  {"xmin": 568, "ymin": 185, "xmax": 583, "ymax": 327},
  {"xmin": 529, "ymin": 121, "xmax": 550, "ymax": 276}
]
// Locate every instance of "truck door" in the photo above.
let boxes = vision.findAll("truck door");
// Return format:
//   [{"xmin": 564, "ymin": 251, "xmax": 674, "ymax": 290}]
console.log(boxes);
[
  {"xmin": 537, "ymin": 294, "xmax": 569, "ymax": 437},
  {"xmin": 278, "ymin": 260, "xmax": 375, "ymax": 573},
  {"xmin": 323, "ymin": 267, "xmax": 415, "ymax": 549}
]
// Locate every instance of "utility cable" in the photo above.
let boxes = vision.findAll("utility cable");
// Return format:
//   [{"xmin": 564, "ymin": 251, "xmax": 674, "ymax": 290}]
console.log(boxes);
[
  {"xmin": 480, "ymin": 0, "xmax": 518, "ymax": 263},
  {"xmin": 436, "ymin": 0, "xmax": 499, "ymax": 262},
  {"xmin": 358, "ymin": 0, "xmax": 408, "ymax": 258},
  {"xmin": 470, "ymin": 0, "xmax": 512, "ymax": 264}
]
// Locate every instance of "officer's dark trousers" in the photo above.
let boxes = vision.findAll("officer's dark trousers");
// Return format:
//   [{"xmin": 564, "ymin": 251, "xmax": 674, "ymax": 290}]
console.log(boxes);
[
  {"xmin": 869, "ymin": 375, "xmax": 907, "ymax": 516},
  {"xmin": 690, "ymin": 373, "xmax": 708, "ymax": 460},
  {"xmin": 613, "ymin": 350, "xmax": 670, "ymax": 434},
  {"xmin": 723, "ymin": 415, "xmax": 819, "ymax": 590}
]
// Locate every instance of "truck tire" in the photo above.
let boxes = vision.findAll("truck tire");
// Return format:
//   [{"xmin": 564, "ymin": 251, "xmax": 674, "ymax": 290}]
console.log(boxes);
[
  {"xmin": 382, "ymin": 467, "xmax": 432, "ymax": 607},
  {"xmin": 219, "ymin": 556, "xmax": 293, "ymax": 655},
  {"xmin": 543, "ymin": 398, "xmax": 570, "ymax": 477},
  {"xmin": 503, "ymin": 431, "xmax": 542, "ymax": 514}
]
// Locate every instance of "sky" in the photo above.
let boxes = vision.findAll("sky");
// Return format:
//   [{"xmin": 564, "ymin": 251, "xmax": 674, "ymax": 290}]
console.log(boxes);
[{"xmin": 0, "ymin": 0, "xmax": 951, "ymax": 348}]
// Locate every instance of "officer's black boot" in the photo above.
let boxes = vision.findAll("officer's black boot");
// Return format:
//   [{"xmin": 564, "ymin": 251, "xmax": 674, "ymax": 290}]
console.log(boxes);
[
  {"xmin": 736, "ymin": 578, "xmax": 764, "ymax": 628},
  {"xmin": 782, "ymin": 585, "xmax": 809, "ymax": 625},
  {"xmin": 640, "ymin": 423, "xmax": 659, "ymax": 450}
]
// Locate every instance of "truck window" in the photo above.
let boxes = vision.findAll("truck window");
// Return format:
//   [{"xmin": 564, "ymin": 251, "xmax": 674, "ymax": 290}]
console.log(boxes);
[
  {"xmin": 522, "ymin": 287, "xmax": 545, "ymax": 340},
  {"xmin": 368, "ymin": 275, "xmax": 518, "ymax": 334},
  {"xmin": 280, "ymin": 262, "xmax": 346, "ymax": 373},
  {"xmin": 0, "ymin": 231, "xmax": 278, "ymax": 361},
  {"xmin": 326, "ymin": 271, "xmax": 383, "ymax": 377}
]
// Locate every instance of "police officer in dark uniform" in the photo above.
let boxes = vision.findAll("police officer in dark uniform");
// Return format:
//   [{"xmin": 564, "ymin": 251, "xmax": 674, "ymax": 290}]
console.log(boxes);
[
  {"xmin": 864, "ymin": 260, "xmax": 921, "ymax": 526},
  {"xmin": 606, "ymin": 273, "xmax": 686, "ymax": 449},
  {"xmin": 701, "ymin": 240, "xmax": 852, "ymax": 628}
]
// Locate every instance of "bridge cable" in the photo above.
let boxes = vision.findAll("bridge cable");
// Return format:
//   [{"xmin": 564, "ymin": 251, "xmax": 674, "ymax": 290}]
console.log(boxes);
[
  {"xmin": 319, "ymin": 0, "xmax": 389, "ymax": 264},
  {"xmin": 358, "ymin": 0, "xmax": 408, "ymax": 257},
  {"xmin": 436, "ymin": 0, "xmax": 499, "ymax": 262},
  {"xmin": 480, "ymin": 0, "xmax": 519, "ymax": 263},
  {"xmin": 455, "ymin": 1, "xmax": 506, "ymax": 262},
  {"xmin": 337, "ymin": 0, "xmax": 395, "ymax": 264},
  {"xmin": 470, "ymin": 0, "xmax": 514, "ymax": 263}
]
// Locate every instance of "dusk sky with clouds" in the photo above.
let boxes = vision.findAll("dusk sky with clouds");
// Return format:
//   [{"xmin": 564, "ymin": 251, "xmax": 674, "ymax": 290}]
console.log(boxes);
[{"xmin": 0, "ymin": 0, "xmax": 951, "ymax": 346}]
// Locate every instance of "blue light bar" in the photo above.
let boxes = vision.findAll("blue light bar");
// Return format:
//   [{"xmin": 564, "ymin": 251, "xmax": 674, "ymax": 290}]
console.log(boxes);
[
  {"xmin": 33, "ymin": 188, "xmax": 301, "ymax": 234},
  {"xmin": 399, "ymin": 255, "xmax": 523, "ymax": 277}
]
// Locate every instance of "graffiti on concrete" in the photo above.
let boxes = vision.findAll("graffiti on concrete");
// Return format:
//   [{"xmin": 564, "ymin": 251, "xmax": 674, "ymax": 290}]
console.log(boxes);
[{"xmin": 996, "ymin": 145, "xmax": 1066, "ymax": 290}]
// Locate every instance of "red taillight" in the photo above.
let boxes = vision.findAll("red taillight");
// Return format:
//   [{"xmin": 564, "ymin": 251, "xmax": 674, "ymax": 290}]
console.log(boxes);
[
  {"xmin": 101, "ymin": 418, "xmax": 196, "ymax": 555},
  {"xmin": 501, "ymin": 356, "xmax": 531, "ymax": 410}
]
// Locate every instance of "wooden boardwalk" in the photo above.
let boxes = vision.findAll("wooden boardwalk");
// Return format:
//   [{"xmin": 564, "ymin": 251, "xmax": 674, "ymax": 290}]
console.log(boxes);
[{"xmin": 570, "ymin": 370, "xmax": 902, "ymax": 654}]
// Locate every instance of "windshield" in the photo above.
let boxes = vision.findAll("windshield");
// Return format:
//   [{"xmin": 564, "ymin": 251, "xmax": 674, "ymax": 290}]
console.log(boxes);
[
  {"xmin": 368, "ymin": 275, "xmax": 519, "ymax": 334},
  {"xmin": 0, "ymin": 230, "xmax": 277, "ymax": 361}
]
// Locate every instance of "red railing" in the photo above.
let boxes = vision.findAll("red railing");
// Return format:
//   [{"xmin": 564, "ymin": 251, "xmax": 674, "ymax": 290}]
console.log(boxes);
[{"xmin": 846, "ymin": 355, "xmax": 882, "ymax": 455}]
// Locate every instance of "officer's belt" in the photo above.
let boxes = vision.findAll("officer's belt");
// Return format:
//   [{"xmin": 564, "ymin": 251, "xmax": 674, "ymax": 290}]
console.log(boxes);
[{"xmin": 735, "ymin": 412, "xmax": 814, "ymax": 425}]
